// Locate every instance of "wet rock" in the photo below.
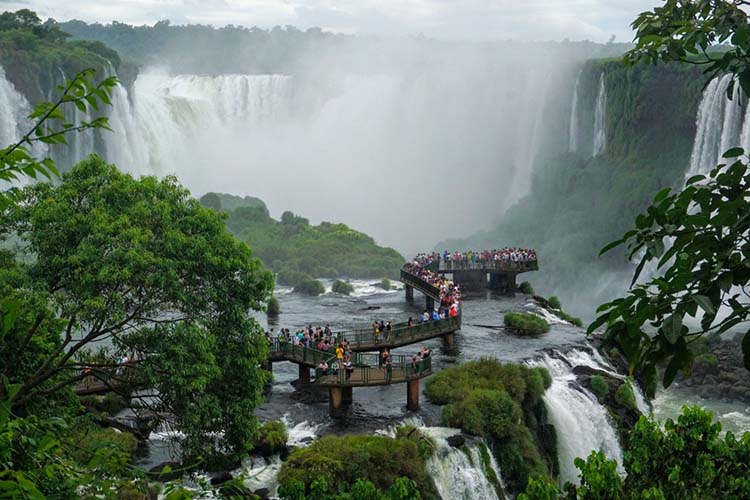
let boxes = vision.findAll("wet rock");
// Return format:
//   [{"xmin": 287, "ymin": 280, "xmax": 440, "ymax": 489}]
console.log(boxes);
[
  {"xmin": 446, "ymin": 434, "xmax": 466, "ymax": 448},
  {"xmin": 210, "ymin": 471, "xmax": 233, "ymax": 486},
  {"xmin": 254, "ymin": 488, "xmax": 271, "ymax": 499}
]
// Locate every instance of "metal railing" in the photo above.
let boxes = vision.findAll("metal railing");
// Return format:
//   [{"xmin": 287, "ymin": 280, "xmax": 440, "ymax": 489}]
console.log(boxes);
[
  {"xmin": 334, "ymin": 315, "xmax": 461, "ymax": 347},
  {"xmin": 438, "ymin": 259, "xmax": 538, "ymax": 272},
  {"xmin": 313, "ymin": 355, "xmax": 432, "ymax": 385},
  {"xmin": 400, "ymin": 269, "xmax": 441, "ymax": 299}
]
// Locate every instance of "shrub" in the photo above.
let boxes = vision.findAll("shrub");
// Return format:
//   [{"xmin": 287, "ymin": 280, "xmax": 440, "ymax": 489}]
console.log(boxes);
[
  {"xmin": 254, "ymin": 420, "xmax": 288, "ymax": 456},
  {"xmin": 294, "ymin": 278, "xmax": 325, "ymax": 296},
  {"xmin": 590, "ymin": 375, "xmax": 609, "ymax": 401},
  {"xmin": 615, "ymin": 381, "xmax": 637, "ymax": 411},
  {"xmin": 458, "ymin": 389, "xmax": 520, "ymax": 439},
  {"xmin": 504, "ymin": 312, "xmax": 550, "ymax": 334},
  {"xmin": 519, "ymin": 281, "xmax": 535, "ymax": 294},
  {"xmin": 694, "ymin": 353, "xmax": 719, "ymax": 372},
  {"xmin": 332, "ymin": 279, "xmax": 355, "ymax": 295},
  {"xmin": 277, "ymin": 435, "xmax": 436, "ymax": 498},
  {"xmin": 559, "ymin": 311, "xmax": 584, "ymax": 327},
  {"xmin": 547, "ymin": 296, "xmax": 561, "ymax": 309},
  {"xmin": 380, "ymin": 278, "xmax": 392, "ymax": 290},
  {"xmin": 267, "ymin": 296, "xmax": 280, "ymax": 316}
]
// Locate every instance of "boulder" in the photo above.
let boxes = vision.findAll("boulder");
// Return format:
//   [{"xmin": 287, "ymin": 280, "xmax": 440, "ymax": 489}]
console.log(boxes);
[
  {"xmin": 210, "ymin": 471, "xmax": 233, "ymax": 486},
  {"xmin": 446, "ymin": 434, "xmax": 466, "ymax": 448}
]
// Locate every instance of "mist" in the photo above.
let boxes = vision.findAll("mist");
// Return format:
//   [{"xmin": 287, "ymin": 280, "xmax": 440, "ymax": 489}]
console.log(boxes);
[{"xmin": 84, "ymin": 37, "xmax": 626, "ymax": 255}]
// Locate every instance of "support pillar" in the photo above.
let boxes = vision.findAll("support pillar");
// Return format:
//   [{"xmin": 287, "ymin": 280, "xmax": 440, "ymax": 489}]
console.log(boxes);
[
  {"xmin": 405, "ymin": 285, "xmax": 414, "ymax": 301},
  {"xmin": 342, "ymin": 387, "xmax": 353, "ymax": 405},
  {"xmin": 407, "ymin": 379, "xmax": 420, "ymax": 411},
  {"xmin": 442, "ymin": 332, "xmax": 455, "ymax": 348},
  {"xmin": 426, "ymin": 296, "xmax": 434, "ymax": 311},
  {"xmin": 298, "ymin": 364, "xmax": 310, "ymax": 384},
  {"xmin": 329, "ymin": 387, "xmax": 343, "ymax": 416}
]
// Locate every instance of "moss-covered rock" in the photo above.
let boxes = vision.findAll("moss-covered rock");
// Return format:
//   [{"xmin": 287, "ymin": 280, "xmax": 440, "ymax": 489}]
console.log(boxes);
[
  {"xmin": 253, "ymin": 420, "xmax": 287, "ymax": 457},
  {"xmin": 332, "ymin": 279, "xmax": 354, "ymax": 295},
  {"xmin": 504, "ymin": 312, "xmax": 550, "ymax": 335}
]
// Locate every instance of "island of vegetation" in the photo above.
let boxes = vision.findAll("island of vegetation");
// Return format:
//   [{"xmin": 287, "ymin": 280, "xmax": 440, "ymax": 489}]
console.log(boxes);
[{"xmin": 199, "ymin": 192, "xmax": 405, "ymax": 291}]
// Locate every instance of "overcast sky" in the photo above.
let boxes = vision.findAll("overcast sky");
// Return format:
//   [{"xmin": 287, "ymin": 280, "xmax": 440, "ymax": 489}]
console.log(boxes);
[{"xmin": 3, "ymin": 0, "xmax": 663, "ymax": 42}]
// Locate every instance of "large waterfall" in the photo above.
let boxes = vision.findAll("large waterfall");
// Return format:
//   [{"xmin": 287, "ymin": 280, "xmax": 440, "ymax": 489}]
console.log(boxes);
[
  {"xmin": 592, "ymin": 72, "xmax": 607, "ymax": 157},
  {"xmin": 531, "ymin": 348, "xmax": 630, "ymax": 485},
  {"xmin": 568, "ymin": 70, "xmax": 581, "ymax": 153},
  {"xmin": 687, "ymin": 73, "xmax": 747, "ymax": 178}
]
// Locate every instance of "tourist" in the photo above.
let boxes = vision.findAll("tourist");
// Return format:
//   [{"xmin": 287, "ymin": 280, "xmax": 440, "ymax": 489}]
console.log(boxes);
[
  {"xmin": 386, "ymin": 321, "xmax": 392, "ymax": 340},
  {"xmin": 407, "ymin": 317, "xmax": 414, "ymax": 327},
  {"xmin": 344, "ymin": 355, "xmax": 353, "ymax": 380},
  {"xmin": 336, "ymin": 344, "xmax": 344, "ymax": 361},
  {"xmin": 422, "ymin": 310, "xmax": 430, "ymax": 323}
]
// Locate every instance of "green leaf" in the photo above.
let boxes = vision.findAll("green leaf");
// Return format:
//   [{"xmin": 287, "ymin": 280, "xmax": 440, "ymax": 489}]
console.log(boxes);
[
  {"xmin": 600, "ymin": 238, "xmax": 624, "ymax": 255},
  {"xmin": 722, "ymin": 147, "xmax": 744, "ymax": 158},
  {"xmin": 662, "ymin": 314, "xmax": 682, "ymax": 344},
  {"xmin": 692, "ymin": 294, "xmax": 716, "ymax": 315}
]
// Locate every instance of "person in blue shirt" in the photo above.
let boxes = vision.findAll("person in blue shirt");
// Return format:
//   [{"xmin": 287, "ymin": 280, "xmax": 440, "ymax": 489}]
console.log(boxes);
[{"xmin": 431, "ymin": 309, "xmax": 440, "ymax": 321}]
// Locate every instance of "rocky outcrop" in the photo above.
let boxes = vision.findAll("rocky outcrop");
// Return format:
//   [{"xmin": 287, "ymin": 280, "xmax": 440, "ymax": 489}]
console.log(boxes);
[{"xmin": 676, "ymin": 338, "xmax": 750, "ymax": 404}]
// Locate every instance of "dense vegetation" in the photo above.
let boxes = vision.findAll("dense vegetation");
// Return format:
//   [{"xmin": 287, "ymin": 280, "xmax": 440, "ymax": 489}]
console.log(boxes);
[
  {"xmin": 332, "ymin": 279, "xmax": 355, "ymax": 295},
  {"xmin": 0, "ymin": 10, "xmax": 134, "ymax": 102},
  {"xmin": 424, "ymin": 359, "xmax": 556, "ymax": 494},
  {"xmin": 520, "ymin": 406, "xmax": 750, "ymax": 499},
  {"xmin": 277, "ymin": 428, "xmax": 437, "ymax": 499},
  {"xmin": 504, "ymin": 313, "xmax": 551, "ymax": 335},
  {"xmin": 200, "ymin": 192, "xmax": 404, "ymax": 284}
]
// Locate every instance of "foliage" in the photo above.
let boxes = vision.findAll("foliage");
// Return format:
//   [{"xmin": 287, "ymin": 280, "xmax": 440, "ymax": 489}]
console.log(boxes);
[
  {"xmin": 267, "ymin": 296, "xmax": 281, "ymax": 316},
  {"xmin": 694, "ymin": 352, "xmax": 719, "ymax": 372},
  {"xmin": 547, "ymin": 296, "xmax": 562, "ymax": 310},
  {"xmin": 0, "ymin": 10, "xmax": 129, "ymax": 105},
  {"xmin": 519, "ymin": 406, "xmax": 750, "ymax": 499},
  {"xmin": 295, "ymin": 277, "xmax": 326, "ymax": 296},
  {"xmin": 424, "ymin": 359, "xmax": 554, "ymax": 493},
  {"xmin": 1, "ymin": 155, "xmax": 275, "ymax": 464},
  {"xmin": 517, "ymin": 475, "xmax": 560, "ymax": 500},
  {"xmin": 588, "ymin": 0, "xmax": 750, "ymax": 398},
  {"xmin": 590, "ymin": 375, "xmax": 609, "ymax": 401},
  {"xmin": 331, "ymin": 279, "xmax": 354, "ymax": 295},
  {"xmin": 277, "ymin": 434, "xmax": 437, "ymax": 499},
  {"xmin": 520, "ymin": 281, "xmax": 535, "ymax": 294},
  {"xmin": 253, "ymin": 420, "xmax": 288, "ymax": 456},
  {"xmin": 614, "ymin": 381, "xmax": 637, "ymax": 412},
  {"xmin": 204, "ymin": 195, "xmax": 404, "ymax": 281},
  {"xmin": 380, "ymin": 278, "xmax": 392, "ymax": 290},
  {"xmin": 504, "ymin": 313, "xmax": 550, "ymax": 335},
  {"xmin": 279, "ymin": 476, "xmax": 422, "ymax": 500}
]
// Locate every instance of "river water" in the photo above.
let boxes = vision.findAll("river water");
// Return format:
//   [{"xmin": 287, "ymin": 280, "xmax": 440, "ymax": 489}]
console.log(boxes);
[{"xmin": 139, "ymin": 280, "xmax": 750, "ymax": 497}]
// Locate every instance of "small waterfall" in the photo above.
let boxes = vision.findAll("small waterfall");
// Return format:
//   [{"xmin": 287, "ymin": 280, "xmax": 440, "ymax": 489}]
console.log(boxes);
[
  {"xmin": 0, "ymin": 66, "xmax": 32, "ymax": 147},
  {"xmin": 688, "ymin": 74, "xmax": 746, "ymax": 177},
  {"xmin": 422, "ymin": 427, "xmax": 506, "ymax": 500},
  {"xmin": 531, "ymin": 348, "xmax": 625, "ymax": 485},
  {"xmin": 592, "ymin": 72, "xmax": 607, "ymax": 156},
  {"xmin": 568, "ymin": 70, "xmax": 581, "ymax": 152}
]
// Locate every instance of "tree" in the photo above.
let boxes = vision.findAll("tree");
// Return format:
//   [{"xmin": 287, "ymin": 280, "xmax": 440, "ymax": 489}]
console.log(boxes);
[
  {"xmin": 2, "ymin": 156, "xmax": 275, "ymax": 462},
  {"xmin": 590, "ymin": 0, "xmax": 750, "ymax": 395}
]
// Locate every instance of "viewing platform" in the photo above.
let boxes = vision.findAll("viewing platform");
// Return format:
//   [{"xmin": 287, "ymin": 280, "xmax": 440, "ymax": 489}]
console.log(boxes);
[
  {"xmin": 267, "ymin": 342, "xmax": 432, "ymax": 415},
  {"xmin": 436, "ymin": 259, "xmax": 538, "ymax": 292}
]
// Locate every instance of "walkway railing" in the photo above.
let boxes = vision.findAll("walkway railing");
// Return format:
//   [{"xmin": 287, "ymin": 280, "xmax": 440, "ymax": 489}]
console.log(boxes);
[
  {"xmin": 335, "ymin": 315, "xmax": 461, "ymax": 347},
  {"xmin": 314, "ymin": 354, "xmax": 431, "ymax": 385},
  {"xmin": 400, "ymin": 269, "xmax": 441, "ymax": 300},
  {"xmin": 438, "ymin": 259, "xmax": 538, "ymax": 272}
]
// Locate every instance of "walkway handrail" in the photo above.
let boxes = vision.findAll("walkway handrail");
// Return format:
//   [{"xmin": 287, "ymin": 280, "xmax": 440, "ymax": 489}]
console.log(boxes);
[
  {"xmin": 438, "ymin": 259, "xmax": 538, "ymax": 272},
  {"xmin": 313, "ymin": 356, "xmax": 431, "ymax": 384},
  {"xmin": 400, "ymin": 269, "xmax": 441, "ymax": 300},
  {"xmin": 334, "ymin": 315, "xmax": 461, "ymax": 347}
]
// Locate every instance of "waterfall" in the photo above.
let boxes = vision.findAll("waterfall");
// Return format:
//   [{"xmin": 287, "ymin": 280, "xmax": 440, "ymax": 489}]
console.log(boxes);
[
  {"xmin": 422, "ymin": 427, "xmax": 506, "ymax": 500},
  {"xmin": 687, "ymin": 74, "xmax": 746, "ymax": 178},
  {"xmin": 592, "ymin": 72, "xmax": 607, "ymax": 156},
  {"xmin": 568, "ymin": 70, "xmax": 581, "ymax": 152},
  {"xmin": 531, "ymin": 348, "xmax": 625, "ymax": 485},
  {"xmin": 0, "ymin": 66, "xmax": 32, "ymax": 147}
]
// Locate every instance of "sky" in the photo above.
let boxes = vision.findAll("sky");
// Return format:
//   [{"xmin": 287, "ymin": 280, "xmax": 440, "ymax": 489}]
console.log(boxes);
[{"xmin": 3, "ymin": 0, "xmax": 663, "ymax": 43}]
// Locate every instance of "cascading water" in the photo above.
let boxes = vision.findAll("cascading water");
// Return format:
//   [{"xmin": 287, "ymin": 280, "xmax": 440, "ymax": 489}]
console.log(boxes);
[
  {"xmin": 592, "ymin": 72, "xmax": 607, "ymax": 157},
  {"xmin": 531, "ymin": 348, "xmax": 625, "ymax": 485},
  {"xmin": 424, "ymin": 428, "xmax": 506, "ymax": 500},
  {"xmin": 568, "ymin": 70, "xmax": 581, "ymax": 153},
  {"xmin": 687, "ymin": 74, "xmax": 747, "ymax": 178},
  {"xmin": 0, "ymin": 66, "xmax": 32, "ymax": 147}
]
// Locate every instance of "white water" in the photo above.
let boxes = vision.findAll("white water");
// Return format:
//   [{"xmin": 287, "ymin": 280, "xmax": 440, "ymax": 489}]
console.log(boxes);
[
  {"xmin": 532, "ymin": 349, "xmax": 624, "ymax": 485},
  {"xmin": 568, "ymin": 70, "xmax": 581, "ymax": 152},
  {"xmin": 592, "ymin": 72, "xmax": 607, "ymax": 157},
  {"xmin": 687, "ymin": 74, "xmax": 747, "ymax": 178},
  {"xmin": 424, "ymin": 427, "xmax": 505, "ymax": 500},
  {"xmin": 0, "ymin": 66, "xmax": 47, "ymax": 168}
]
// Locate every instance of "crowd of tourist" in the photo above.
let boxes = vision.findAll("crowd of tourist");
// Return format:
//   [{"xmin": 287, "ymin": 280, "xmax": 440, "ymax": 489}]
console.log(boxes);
[
  {"xmin": 404, "ymin": 256, "xmax": 462, "ymax": 311},
  {"xmin": 441, "ymin": 248, "xmax": 537, "ymax": 268}
]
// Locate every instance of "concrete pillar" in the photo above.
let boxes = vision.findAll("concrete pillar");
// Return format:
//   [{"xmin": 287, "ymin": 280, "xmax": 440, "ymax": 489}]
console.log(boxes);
[
  {"xmin": 342, "ymin": 387, "xmax": 353, "ymax": 405},
  {"xmin": 298, "ymin": 364, "xmax": 310, "ymax": 383},
  {"xmin": 329, "ymin": 387, "xmax": 343, "ymax": 416},
  {"xmin": 426, "ymin": 296, "xmax": 434, "ymax": 311},
  {"xmin": 405, "ymin": 285, "xmax": 414, "ymax": 301},
  {"xmin": 442, "ymin": 332, "xmax": 455, "ymax": 348},
  {"xmin": 407, "ymin": 379, "xmax": 420, "ymax": 411}
]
